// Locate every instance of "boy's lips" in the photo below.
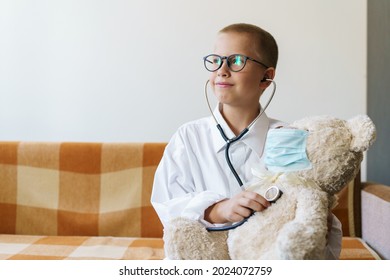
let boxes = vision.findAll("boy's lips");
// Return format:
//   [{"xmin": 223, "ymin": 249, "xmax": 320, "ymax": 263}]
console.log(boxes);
[{"xmin": 215, "ymin": 82, "xmax": 234, "ymax": 88}]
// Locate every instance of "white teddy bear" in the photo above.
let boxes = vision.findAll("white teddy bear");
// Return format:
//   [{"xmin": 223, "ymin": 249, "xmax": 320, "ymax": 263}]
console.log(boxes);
[{"xmin": 163, "ymin": 115, "xmax": 376, "ymax": 260}]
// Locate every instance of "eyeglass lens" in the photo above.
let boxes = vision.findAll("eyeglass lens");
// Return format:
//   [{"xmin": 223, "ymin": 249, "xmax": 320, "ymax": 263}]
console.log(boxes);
[{"xmin": 204, "ymin": 55, "xmax": 246, "ymax": 72}]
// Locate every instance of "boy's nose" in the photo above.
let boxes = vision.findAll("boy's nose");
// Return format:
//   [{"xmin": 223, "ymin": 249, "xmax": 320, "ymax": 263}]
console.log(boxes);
[{"xmin": 217, "ymin": 59, "xmax": 230, "ymax": 76}]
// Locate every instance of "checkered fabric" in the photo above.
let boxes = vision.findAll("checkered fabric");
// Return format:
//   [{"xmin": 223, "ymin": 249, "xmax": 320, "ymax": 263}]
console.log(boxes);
[
  {"xmin": 0, "ymin": 142, "xmax": 166, "ymax": 238},
  {"xmin": 0, "ymin": 235, "xmax": 379, "ymax": 260},
  {"xmin": 339, "ymin": 237, "xmax": 381, "ymax": 260},
  {"xmin": 0, "ymin": 141, "xmax": 382, "ymax": 260},
  {"xmin": 0, "ymin": 234, "xmax": 164, "ymax": 260}
]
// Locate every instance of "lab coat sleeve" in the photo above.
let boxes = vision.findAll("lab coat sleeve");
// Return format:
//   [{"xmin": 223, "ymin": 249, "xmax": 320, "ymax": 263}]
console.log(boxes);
[
  {"xmin": 324, "ymin": 213, "xmax": 343, "ymax": 259},
  {"xmin": 151, "ymin": 133, "xmax": 225, "ymax": 228}
]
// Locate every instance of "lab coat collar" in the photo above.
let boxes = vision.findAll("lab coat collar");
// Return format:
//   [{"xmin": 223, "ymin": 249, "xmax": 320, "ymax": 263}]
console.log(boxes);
[{"xmin": 209, "ymin": 104, "xmax": 270, "ymax": 157}]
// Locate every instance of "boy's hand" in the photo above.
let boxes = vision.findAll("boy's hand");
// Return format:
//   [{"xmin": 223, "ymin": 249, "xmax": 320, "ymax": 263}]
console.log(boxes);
[{"xmin": 204, "ymin": 191, "xmax": 271, "ymax": 224}]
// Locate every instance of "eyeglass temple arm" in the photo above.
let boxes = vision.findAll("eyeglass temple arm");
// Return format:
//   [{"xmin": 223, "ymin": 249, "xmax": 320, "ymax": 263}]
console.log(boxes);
[{"xmin": 247, "ymin": 57, "xmax": 269, "ymax": 69}]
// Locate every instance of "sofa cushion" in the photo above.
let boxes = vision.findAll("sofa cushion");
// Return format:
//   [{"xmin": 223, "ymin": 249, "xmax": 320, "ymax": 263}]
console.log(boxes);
[
  {"xmin": 0, "ymin": 234, "xmax": 164, "ymax": 260},
  {"xmin": 0, "ymin": 142, "xmax": 166, "ymax": 238},
  {"xmin": 339, "ymin": 237, "xmax": 381, "ymax": 260},
  {"xmin": 0, "ymin": 234, "xmax": 379, "ymax": 260}
]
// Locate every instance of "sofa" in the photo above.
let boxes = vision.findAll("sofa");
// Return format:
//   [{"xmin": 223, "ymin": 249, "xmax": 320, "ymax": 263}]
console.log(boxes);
[{"xmin": 0, "ymin": 141, "xmax": 388, "ymax": 260}]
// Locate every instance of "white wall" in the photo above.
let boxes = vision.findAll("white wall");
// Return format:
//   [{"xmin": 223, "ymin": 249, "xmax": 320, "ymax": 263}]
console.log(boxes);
[{"xmin": 0, "ymin": 0, "xmax": 367, "ymax": 143}]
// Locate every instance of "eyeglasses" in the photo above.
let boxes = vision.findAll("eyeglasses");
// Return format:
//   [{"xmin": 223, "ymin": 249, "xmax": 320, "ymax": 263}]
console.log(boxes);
[{"xmin": 203, "ymin": 54, "xmax": 269, "ymax": 72}]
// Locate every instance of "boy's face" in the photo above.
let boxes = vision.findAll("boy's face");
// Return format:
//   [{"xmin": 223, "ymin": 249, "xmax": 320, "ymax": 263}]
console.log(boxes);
[{"xmin": 210, "ymin": 32, "xmax": 272, "ymax": 110}]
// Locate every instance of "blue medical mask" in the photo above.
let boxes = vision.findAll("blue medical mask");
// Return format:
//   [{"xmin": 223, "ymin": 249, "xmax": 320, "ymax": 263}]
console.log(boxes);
[{"xmin": 264, "ymin": 128, "xmax": 312, "ymax": 172}]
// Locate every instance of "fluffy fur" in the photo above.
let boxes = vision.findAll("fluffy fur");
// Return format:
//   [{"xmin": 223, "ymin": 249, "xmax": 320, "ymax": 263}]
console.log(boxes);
[{"xmin": 163, "ymin": 115, "xmax": 376, "ymax": 259}]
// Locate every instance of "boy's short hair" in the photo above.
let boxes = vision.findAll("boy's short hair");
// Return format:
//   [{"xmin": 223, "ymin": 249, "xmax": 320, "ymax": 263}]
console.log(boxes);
[{"xmin": 219, "ymin": 23, "xmax": 278, "ymax": 68}]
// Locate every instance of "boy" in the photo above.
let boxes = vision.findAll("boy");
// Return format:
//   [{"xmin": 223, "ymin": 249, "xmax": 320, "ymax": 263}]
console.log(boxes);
[{"xmin": 151, "ymin": 23, "xmax": 342, "ymax": 259}]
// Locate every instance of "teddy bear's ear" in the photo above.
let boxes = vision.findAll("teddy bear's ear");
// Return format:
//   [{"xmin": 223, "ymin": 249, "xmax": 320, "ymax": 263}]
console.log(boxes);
[{"xmin": 346, "ymin": 115, "xmax": 376, "ymax": 152}]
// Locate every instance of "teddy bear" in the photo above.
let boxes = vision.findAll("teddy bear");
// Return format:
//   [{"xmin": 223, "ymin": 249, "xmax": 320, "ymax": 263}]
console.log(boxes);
[{"xmin": 163, "ymin": 115, "xmax": 376, "ymax": 260}]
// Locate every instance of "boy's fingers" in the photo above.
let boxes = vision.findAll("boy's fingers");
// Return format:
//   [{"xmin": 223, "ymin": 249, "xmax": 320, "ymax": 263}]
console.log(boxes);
[
  {"xmin": 243, "ymin": 191, "xmax": 271, "ymax": 208},
  {"xmin": 234, "ymin": 206, "xmax": 252, "ymax": 219},
  {"xmin": 241, "ymin": 198, "xmax": 267, "ymax": 212}
]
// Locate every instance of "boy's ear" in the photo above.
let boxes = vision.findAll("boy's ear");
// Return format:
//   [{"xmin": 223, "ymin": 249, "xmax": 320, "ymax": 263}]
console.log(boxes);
[
  {"xmin": 259, "ymin": 68, "xmax": 275, "ymax": 89},
  {"xmin": 260, "ymin": 68, "xmax": 276, "ymax": 83}
]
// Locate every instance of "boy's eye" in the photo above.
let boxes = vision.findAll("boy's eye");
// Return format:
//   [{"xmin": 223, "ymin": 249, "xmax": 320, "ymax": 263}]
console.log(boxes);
[
  {"xmin": 213, "ymin": 57, "xmax": 221, "ymax": 64},
  {"xmin": 204, "ymin": 56, "xmax": 221, "ymax": 65},
  {"xmin": 230, "ymin": 55, "xmax": 245, "ymax": 66}
]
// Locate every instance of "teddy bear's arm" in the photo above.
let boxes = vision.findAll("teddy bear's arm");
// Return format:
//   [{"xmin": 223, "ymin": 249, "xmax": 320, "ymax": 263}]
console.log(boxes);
[{"xmin": 276, "ymin": 188, "xmax": 329, "ymax": 259}]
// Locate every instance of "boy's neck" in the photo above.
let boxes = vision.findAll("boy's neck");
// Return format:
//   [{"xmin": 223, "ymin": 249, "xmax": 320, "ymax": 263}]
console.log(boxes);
[{"xmin": 220, "ymin": 104, "xmax": 260, "ymax": 136}]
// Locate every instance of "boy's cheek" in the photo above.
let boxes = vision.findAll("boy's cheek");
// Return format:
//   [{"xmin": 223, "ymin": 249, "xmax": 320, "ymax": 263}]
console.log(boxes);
[{"xmin": 208, "ymin": 77, "xmax": 216, "ymax": 89}]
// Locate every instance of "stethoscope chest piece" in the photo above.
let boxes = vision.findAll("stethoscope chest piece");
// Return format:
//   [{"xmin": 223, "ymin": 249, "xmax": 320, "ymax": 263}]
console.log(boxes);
[{"xmin": 264, "ymin": 185, "xmax": 283, "ymax": 203}]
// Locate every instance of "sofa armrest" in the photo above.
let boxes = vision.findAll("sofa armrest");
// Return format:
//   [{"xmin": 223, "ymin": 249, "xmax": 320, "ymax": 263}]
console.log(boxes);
[{"xmin": 361, "ymin": 182, "xmax": 390, "ymax": 259}]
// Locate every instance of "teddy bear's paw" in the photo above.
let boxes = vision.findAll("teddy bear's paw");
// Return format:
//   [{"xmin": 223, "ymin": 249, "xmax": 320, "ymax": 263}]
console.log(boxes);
[
  {"xmin": 276, "ymin": 222, "xmax": 327, "ymax": 260},
  {"xmin": 163, "ymin": 217, "xmax": 230, "ymax": 260}
]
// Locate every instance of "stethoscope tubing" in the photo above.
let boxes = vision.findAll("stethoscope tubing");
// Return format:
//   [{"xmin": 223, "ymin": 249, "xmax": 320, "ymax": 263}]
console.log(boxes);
[
  {"xmin": 204, "ymin": 79, "xmax": 276, "ymax": 131},
  {"xmin": 206, "ymin": 212, "xmax": 255, "ymax": 231},
  {"xmin": 204, "ymin": 79, "xmax": 277, "ymax": 231},
  {"xmin": 204, "ymin": 78, "xmax": 276, "ymax": 189},
  {"xmin": 217, "ymin": 124, "xmax": 248, "ymax": 187}
]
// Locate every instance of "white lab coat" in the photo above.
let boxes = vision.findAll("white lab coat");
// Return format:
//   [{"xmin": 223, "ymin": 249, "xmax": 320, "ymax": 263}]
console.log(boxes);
[{"xmin": 151, "ymin": 105, "xmax": 342, "ymax": 259}]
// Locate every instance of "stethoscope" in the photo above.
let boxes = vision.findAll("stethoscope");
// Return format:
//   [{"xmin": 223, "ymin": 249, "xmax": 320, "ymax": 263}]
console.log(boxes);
[{"xmin": 204, "ymin": 78, "xmax": 282, "ymax": 231}]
